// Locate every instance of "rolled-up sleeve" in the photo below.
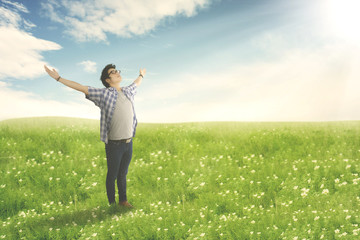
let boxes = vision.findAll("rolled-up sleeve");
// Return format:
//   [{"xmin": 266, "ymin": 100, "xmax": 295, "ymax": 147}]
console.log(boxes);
[
  {"xmin": 86, "ymin": 86, "xmax": 104, "ymax": 107},
  {"xmin": 122, "ymin": 83, "xmax": 137, "ymax": 99}
]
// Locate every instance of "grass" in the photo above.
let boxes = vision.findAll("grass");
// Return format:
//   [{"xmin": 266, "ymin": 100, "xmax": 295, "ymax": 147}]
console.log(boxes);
[{"xmin": 0, "ymin": 117, "xmax": 359, "ymax": 239}]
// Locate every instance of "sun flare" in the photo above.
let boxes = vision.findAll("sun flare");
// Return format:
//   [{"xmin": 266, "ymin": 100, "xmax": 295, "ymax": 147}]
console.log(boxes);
[{"xmin": 324, "ymin": 0, "xmax": 360, "ymax": 41}]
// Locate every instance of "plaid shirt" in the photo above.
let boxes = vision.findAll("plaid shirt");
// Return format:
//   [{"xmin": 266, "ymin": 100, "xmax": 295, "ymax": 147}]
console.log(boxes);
[{"xmin": 86, "ymin": 83, "xmax": 137, "ymax": 143}]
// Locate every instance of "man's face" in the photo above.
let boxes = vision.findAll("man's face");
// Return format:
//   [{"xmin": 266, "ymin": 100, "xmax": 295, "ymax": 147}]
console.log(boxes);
[{"xmin": 107, "ymin": 68, "xmax": 122, "ymax": 85}]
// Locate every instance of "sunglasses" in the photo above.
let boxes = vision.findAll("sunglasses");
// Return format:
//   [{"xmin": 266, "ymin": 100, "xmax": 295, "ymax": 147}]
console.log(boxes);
[{"xmin": 108, "ymin": 69, "xmax": 121, "ymax": 76}]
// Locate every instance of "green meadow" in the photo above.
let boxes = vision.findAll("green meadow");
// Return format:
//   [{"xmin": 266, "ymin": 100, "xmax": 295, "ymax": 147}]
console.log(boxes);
[{"xmin": 1, "ymin": 117, "xmax": 359, "ymax": 239}]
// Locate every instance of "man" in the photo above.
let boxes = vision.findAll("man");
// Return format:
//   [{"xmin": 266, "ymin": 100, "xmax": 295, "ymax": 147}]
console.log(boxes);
[{"xmin": 44, "ymin": 64, "xmax": 146, "ymax": 208}]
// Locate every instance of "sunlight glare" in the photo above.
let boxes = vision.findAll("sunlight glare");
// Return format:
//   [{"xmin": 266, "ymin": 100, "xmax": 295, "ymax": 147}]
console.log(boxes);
[{"xmin": 324, "ymin": 0, "xmax": 360, "ymax": 42}]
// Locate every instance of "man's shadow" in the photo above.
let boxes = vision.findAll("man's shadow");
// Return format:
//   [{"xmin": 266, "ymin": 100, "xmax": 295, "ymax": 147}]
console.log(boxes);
[{"xmin": 22, "ymin": 204, "xmax": 133, "ymax": 232}]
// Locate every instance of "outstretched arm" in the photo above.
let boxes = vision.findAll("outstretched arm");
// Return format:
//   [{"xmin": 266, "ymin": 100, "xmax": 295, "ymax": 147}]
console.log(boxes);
[
  {"xmin": 134, "ymin": 68, "xmax": 146, "ymax": 87},
  {"xmin": 44, "ymin": 65, "xmax": 89, "ymax": 95}
]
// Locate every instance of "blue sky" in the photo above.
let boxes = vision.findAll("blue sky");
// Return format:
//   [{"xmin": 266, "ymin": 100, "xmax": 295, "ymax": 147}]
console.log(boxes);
[{"xmin": 1, "ymin": 0, "xmax": 359, "ymax": 122}]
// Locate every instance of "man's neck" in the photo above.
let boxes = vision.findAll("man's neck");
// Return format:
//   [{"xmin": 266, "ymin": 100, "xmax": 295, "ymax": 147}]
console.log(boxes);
[{"xmin": 110, "ymin": 84, "xmax": 121, "ymax": 91}]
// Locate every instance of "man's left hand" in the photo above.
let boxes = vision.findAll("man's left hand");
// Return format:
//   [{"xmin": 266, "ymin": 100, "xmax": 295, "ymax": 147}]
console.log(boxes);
[{"xmin": 140, "ymin": 68, "xmax": 146, "ymax": 77}]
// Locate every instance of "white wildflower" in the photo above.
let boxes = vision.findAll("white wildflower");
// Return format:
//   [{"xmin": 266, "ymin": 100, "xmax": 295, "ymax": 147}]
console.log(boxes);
[{"xmin": 322, "ymin": 189, "xmax": 329, "ymax": 195}]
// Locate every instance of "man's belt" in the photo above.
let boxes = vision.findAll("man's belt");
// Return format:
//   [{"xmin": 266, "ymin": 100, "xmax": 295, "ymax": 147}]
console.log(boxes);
[{"xmin": 108, "ymin": 138, "xmax": 132, "ymax": 144}]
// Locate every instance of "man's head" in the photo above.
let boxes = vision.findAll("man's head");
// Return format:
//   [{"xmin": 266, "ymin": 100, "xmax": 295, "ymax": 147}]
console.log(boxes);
[{"xmin": 100, "ymin": 64, "xmax": 122, "ymax": 88}]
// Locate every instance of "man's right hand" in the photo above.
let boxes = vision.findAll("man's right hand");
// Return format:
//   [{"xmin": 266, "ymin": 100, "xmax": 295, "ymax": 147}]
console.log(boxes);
[
  {"xmin": 43, "ymin": 65, "xmax": 88, "ymax": 95},
  {"xmin": 44, "ymin": 65, "xmax": 60, "ymax": 80}
]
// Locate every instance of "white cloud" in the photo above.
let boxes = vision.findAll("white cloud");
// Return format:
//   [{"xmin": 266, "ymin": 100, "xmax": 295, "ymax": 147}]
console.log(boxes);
[
  {"xmin": 42, "ymin": 0, "xmax": 211, "ymax": 42},
  {"xmin": 78, "ymin": 60, "xmax": 97, "ymax": 73},
  {"xmin": 0, "ymin": 5, "xmax": 22, "ymax": 28},
  {"xmin": 1, "ymin": 0, "xmax": 29, "ymax": 13},
  {"xmin": 0, "ymin": 2, "xmax": 61, "ymax": 80},
  {"xmin": 0, "ymin": 26, "xmax": 62, "ymax": 79},
  {"xmin": 0, "ymin": 2, "xmax": 93, "ymax": 120},
  {"xmin": 138, "ymin": 44, "xmax": 360, "ymax": 122},
  {"xmin": 0, "ymin": 81, "xmax": 99, "ymax": 121}
]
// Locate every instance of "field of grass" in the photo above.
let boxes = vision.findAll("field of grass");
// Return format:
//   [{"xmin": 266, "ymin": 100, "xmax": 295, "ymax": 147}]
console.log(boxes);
[{"xmin": 1, "ymin": 117, "xmax": 360, "ymax": 239}]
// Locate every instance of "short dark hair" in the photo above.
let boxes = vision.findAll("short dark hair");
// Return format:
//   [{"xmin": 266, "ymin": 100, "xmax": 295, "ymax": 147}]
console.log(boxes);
[{"xmin": 100, "ymin": 64, "xmax": 116, "ymax": 88}]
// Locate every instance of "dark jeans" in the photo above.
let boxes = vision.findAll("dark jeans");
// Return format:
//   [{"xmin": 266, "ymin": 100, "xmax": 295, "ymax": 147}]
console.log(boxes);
[{"xmin": 105, "ymin": 140, "xmax": 133, "ymax": 204}]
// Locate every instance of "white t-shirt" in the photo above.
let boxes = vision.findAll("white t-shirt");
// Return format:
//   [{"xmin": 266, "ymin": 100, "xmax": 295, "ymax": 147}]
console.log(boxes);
[{"xmin": 108, "ymin": 90, "xmax": 134, "ymax": 140}]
